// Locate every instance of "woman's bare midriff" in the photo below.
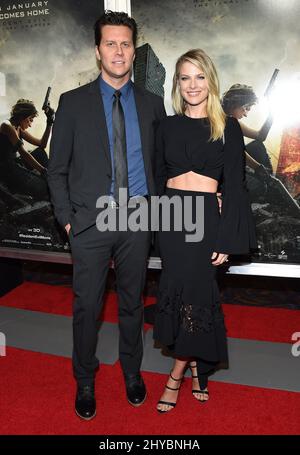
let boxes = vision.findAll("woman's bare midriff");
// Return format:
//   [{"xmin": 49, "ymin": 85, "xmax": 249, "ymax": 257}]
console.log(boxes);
[{"xmin": 166, "ymin": 171, "xmax": 218, "ymax": 193}]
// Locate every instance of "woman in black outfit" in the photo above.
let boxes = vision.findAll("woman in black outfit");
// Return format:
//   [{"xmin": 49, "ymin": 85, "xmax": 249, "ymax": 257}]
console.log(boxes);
[{"xmin": 153, "ymin": 49, "xmax": 257, "ymax": 413}]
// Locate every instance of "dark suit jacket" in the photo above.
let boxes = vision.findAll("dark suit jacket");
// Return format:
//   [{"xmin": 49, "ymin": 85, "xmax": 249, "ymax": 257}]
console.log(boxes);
[{"xmin": 47, "ymin": 76, "xmax": 166, "ymax": 235}]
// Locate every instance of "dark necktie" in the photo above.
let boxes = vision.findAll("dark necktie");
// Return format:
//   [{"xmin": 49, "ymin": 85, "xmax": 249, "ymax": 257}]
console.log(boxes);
[{"xmin": 112, "ymin": 90, "xmax": 128, "ymax": 204}]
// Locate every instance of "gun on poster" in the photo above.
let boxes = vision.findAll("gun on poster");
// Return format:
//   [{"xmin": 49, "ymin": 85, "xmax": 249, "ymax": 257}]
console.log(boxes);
[
  {"xmin": 262, "ymin": 69, "xmax": 300, "ymax": 217},
  {"xmin": 42, "ymin": 86, "xmax": 55, "ymax": 125},
  {"xmin": 264, "ymin": 68, "xmax": 280, "ymax": 99}
]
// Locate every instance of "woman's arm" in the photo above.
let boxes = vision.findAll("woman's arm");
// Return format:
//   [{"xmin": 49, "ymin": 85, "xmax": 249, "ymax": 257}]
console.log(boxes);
[
  {"xmin": 239, "ymin": 113, "xmax": 273, "ymax": 141},
  {"xmin": 257, "ymin": 113, "xmax": 273, "ymax": 142},
  {"xmin": 20, "ymin": 106, "xmax": 55, "ymax": 149},
  {"xmin": 21, "ymin": 124, "xmax": 51, "ymax": 149},
  {"xmin": 239, "ymin": 121, "xmax": 260, "ymax": 140},
  {"xmin": 214, "ymin": 117, "xmax": 258, "ymax": 255}
]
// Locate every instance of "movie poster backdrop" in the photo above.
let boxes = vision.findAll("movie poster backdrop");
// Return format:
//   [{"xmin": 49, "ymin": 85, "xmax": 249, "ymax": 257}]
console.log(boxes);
[
  {"xmin": 132, "ymin": 0, "xmax": 300, "ymax": 264},
  {"xmin": 0, "ymin": 0, "xmax": 104, "ymax": 251},
  {"xmin": 1, "ymin": 0, "xmax": 300, "ymax": 265}
]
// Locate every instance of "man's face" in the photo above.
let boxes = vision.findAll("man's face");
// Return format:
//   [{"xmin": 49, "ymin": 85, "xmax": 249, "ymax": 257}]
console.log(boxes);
[{"xmin": 95, "ymin": 25, "xmax": 135, "ymax": 82}]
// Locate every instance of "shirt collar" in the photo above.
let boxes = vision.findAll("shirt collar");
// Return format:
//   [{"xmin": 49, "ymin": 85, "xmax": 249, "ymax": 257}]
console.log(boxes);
[{"xmin": 99, "ymin": 74, "xmax": 132, "ymax": 101}]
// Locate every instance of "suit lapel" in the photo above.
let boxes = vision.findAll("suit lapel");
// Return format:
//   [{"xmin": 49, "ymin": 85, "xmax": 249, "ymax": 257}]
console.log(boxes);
[{"xmin": 88, "ymin": 77, "xmax": 111, "ymax": 169}]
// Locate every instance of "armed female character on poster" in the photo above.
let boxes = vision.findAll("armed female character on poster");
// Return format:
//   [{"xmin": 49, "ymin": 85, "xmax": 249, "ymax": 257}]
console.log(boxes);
[
  {"xmin": 221, "ymin": 76, "xmax": 278, "ymax": 183},
  {"xmin": 215, "ymin": 71, "xmax": 278, "ymax": 209},
  {"xmin": 25, "ymin": 86, "xmax": 55, "ymax": 168},
  {"xmin": 0, "ymin": 95, "xmax": 54, "ymax": 170},
  {"xmin": 0, "ymin": 97, "xmax": 54, "ymax": 199}
]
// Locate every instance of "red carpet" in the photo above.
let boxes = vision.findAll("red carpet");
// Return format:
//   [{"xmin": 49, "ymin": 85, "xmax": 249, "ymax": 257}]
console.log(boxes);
[
  {"xmin": 0, "ymin": 282, "xmax": 154, "ymax": 329},
  {"xmin": 0, "ymin": 347, "xmax": 300, "ymax": 435},
  {"xmin": 0, "ymin": 281, "xmax": 299, "ymax": 343}
]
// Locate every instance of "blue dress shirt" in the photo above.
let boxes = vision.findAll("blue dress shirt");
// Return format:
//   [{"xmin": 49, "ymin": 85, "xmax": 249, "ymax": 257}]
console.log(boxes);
[{"xmin": 99, "ymin": 75, "xmax": 148, "ymax": 198}]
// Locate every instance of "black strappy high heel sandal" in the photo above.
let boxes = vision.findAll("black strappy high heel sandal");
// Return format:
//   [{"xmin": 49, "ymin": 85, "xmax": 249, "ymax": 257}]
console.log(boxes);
[
  {"xmin": 157, "ymin": 370, "xmax": 184, "ymax": 413},
  {"xmin": 190, "ymin": 362, "xmax": 209, "ymax": 403}
]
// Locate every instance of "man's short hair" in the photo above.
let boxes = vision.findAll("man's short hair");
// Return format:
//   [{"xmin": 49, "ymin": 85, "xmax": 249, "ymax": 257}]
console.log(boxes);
[{"xmin": 94, "ymin": 10, "xmax": 137, "ymax": 47}]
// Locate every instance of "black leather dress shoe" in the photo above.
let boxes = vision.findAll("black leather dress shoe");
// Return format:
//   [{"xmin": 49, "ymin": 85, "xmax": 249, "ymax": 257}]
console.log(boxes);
[
  {"xmin": 124, "ymin": 373, "xmax": 147, "ymax": 407},
  {"xmin": 75, "ymin": 385, "xmax": 96, "ymax": 420}
]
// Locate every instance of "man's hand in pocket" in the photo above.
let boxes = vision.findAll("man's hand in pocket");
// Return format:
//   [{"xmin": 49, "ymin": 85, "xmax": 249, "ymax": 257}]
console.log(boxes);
[
  {"xmin": 217, "ymin": 193, "xmax": 222, "ymax": 214},
  {"xmin": 65, "ymin": 223, "xmax": 71, "ymax": 235}
]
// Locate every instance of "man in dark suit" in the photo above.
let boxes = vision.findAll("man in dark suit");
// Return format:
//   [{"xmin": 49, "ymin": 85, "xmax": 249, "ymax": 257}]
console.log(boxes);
[{"xmin": 47, "ymin": 11, "xmax": 166, "ymax": 420}]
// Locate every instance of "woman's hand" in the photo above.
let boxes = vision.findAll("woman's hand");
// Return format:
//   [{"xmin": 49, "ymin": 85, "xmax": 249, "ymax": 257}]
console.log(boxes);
[
  {"xmin": 211, "ymin": 252, "xmax": 229, "ymax": 266},
  {"xmin": 44, "ymin": 106, "xmax": 55, "ymax": 126}
]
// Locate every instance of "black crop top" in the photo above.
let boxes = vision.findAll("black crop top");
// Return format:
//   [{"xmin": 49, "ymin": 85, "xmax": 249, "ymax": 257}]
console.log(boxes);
[
  {"xmin": 156, "ymin": 114, "xmax": 224, "ymax": 182},
  {"xmin": 155, "ymin": 115, "xmax": 258, "ymax": 255}
]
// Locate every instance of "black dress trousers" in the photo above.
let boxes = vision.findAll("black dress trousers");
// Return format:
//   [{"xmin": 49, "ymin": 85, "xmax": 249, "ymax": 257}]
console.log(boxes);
[{"xmin": 69, "ymin": 210, "xmax": 151, "ymax": 387}]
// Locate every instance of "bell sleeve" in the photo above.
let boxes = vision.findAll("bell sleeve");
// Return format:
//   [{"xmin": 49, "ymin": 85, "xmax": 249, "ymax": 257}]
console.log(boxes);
[
  {"xmin": 214, "ymin": 117, "xmax": 258, "ymax": 255},
  {"xmin": 154, "ymin": 119, "xmax": 168, "ymax": 196}
]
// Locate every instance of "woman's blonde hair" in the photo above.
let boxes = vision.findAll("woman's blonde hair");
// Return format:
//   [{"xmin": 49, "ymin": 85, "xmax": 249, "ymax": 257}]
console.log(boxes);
[{"xmin": 172, "ymin": 49, "xmax": 226, "ymax": 141}]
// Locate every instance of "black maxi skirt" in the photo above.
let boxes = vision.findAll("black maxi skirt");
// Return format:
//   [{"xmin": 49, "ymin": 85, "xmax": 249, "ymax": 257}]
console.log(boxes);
[{"xmin": 153, "ymin": 187, "xmax": 228, "ymax": 368}]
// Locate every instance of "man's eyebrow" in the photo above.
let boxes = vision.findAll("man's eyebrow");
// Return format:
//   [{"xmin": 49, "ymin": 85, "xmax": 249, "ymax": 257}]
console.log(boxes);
[{"xmin": 104, "ymin": 40, "xmax": 131, "ymax": 43}]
